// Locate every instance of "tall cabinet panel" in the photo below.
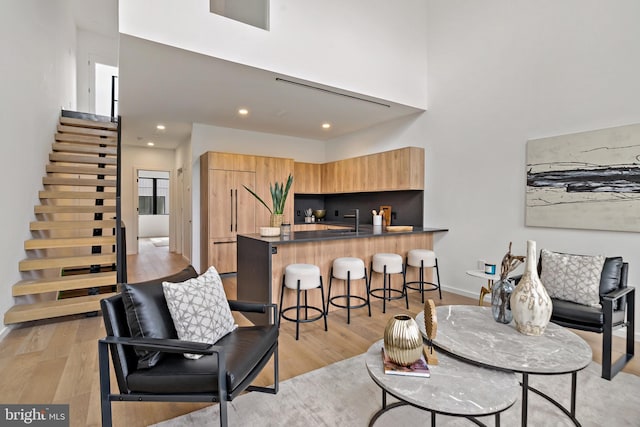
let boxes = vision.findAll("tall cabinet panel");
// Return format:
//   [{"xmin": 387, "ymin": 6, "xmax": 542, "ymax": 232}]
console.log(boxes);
[{"xmin": 201, "ymin": 152, "xmax": 292, "ymax": 273}]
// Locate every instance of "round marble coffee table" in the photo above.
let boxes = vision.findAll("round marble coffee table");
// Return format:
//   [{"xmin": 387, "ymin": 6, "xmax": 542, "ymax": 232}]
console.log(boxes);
[
  {"xmin": 416, "ymin": 306, "xmax": 593, "ymax": 426},
  {"xmin": 365, "ymin": 339, "xmax": 519, "ymax": 426}
]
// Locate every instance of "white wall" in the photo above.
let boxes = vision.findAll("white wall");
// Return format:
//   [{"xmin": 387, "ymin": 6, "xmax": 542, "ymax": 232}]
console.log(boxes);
[
  {"xmin": 421, "ymin": 1, "xmax": 639, "ymax": 330},
  {"xmin": 139, "ymin": 215, "xmax": 169, "ymax": 238},
  {"xmin": 0, "ymin": 0, "xmax": 77, "ymax": 328},
  {"xmin": 189, "ymin": 122, "xmax": 325, "ymax": 271},
  {"xmin": 119, "ymin": 0, "xmax": 428, "ymax": 109},
  {"xmin": 76, "ymin": 29, "xmax": 119, "ymax": 114}
]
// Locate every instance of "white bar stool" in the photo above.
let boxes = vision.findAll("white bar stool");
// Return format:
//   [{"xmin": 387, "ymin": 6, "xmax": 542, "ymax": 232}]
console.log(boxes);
[
  {"xmin": 279, "ymin": 263, "xmax": 328, "ymax": 340},
  {"xmin": 327, "ymin": 257, "xmax": 371, "ymax": 324},
  {"xmin": 368, "ymin": 253, "xmax": 408, "ymax": 313},
  {"xmin": 405, "ymin": 249, "xmax": 442, "ymax": 302}
]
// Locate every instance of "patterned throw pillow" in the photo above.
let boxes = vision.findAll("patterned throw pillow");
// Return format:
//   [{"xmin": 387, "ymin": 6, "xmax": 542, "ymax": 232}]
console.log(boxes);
[
  {"xmin": 162, "ymin": 266, "xmax": 236, "ymax": 359},
  {"xmin": 540, "ymin": 249, "xmax": 605, "ymax": 307}
]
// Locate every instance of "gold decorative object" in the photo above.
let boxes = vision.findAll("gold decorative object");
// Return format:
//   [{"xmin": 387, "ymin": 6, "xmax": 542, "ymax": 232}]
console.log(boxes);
[
  {"xmin": 423, "ymin": 299, "xmax": 439, "ymax": 365},
  {"xmin": 383, "ymin": 314, "xmax": 422, "ymax": 366}
]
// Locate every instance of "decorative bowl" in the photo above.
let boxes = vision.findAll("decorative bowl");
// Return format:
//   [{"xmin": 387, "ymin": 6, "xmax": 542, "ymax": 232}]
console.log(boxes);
[
  {"xmin": 259, "ymin": 226, "xmax": 281, "ymax": 237},
  {"xmin": 312, "ymin": 209, "xmax": 326, "ymax": 220}
]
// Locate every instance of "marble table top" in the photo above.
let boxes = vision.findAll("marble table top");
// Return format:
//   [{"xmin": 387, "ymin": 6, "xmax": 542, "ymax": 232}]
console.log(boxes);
[
  {"xmin": 466, "ymin": 269, "xmax": 501, "ymax": 281},
  {"xmin": 416, "ymin": 305, "xmax": 593, "ymax": 375},
  {"xmin": 365, "ymin": 340, "xmax": 519, "ymax": 417}
]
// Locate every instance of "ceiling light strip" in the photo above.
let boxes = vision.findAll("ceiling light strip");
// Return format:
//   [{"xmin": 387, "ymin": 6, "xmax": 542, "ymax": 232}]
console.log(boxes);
[{"xmin": 275, "ymin": 77, "xmax": 391, "ymax": 108}]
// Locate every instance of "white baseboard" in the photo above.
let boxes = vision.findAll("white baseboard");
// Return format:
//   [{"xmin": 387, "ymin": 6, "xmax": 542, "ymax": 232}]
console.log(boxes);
[
  {"xmin": 440, "ymin": 285, "xmax": 640, "ymax": 342},
  {"xmin": 0, "ymin": 324, "xmax": 15, "ymax": 343}
]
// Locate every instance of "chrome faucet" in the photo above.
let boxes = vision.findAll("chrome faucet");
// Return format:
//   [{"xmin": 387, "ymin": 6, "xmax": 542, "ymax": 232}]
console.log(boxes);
[{"xmin": 344, "ymin": 208, "xmax": 360, "ymax": 233}]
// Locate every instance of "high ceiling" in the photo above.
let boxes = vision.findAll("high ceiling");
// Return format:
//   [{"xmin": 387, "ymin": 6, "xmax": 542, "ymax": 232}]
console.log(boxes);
[{"xmin": 74, "ymin": 1, "xmax": 424, "ymax": 150}]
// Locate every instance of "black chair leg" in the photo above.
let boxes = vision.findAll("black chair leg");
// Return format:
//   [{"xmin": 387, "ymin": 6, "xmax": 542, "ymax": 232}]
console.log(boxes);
[{"xmin": 99, "ymin": 340, "xmax": 113, "ymax": 427}]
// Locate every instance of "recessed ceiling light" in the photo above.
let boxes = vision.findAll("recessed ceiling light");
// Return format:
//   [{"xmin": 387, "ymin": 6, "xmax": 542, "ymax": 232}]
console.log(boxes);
[
  {"xmin": 147, "ymin": 141, "xmax": 155, "ymax": 146},
  {"xmin": 238, "ymin": 108, "xmax": 249, "ymax": 116},
  {"xmin": 322, "ymin": 123, "xmax": 331, "ymax": 129},
  {"xmin": 156, "ymin": 124, "xmax": 166, "ymax": 130}
]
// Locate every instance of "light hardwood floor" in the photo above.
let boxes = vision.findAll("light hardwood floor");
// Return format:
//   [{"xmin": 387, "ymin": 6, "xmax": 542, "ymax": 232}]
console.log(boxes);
[{"xmin": 0, "ymin": 240, "xmax": 637, "ymax": 427}]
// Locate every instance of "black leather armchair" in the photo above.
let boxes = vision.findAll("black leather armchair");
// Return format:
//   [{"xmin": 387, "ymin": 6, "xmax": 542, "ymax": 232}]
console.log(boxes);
[
  {"xmin": 98, "ymin": 268, "xmax": 279, "ymax": 427},
  {"xmin": 519, "ymin": 256, "xmax": 635, "ymax": 380}
]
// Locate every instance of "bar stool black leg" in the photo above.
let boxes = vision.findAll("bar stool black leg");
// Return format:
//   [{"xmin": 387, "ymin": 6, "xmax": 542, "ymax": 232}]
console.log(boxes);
[
  {"xmin": 279, "ymin": 277, "xmax": 285, "ymax": 327},
  {"xmin": 435, "ymin": 259, "xmax": 442, "ymax": 299},
  {"xmin": 403, "ymin": 264, "xmax": 409, "ymax": 309},
  {"xmin": 346, "ymin": 270, "xmax": 352, "ymax": 324},
  {"xmin": 295, "ymin": 279, "xmax": 301, "ymax": 340},
  {"xmin": 419, "ymin": 260, "xmax": 425, "ymax": 303},
  {"xmin": 304, "ymin": 289, "xmax": 309, "ymax": 320},
  {"xmin": 319, "ymin": 277, "xmax": 328, "ymax": 331},
  {"xmin": 327, "ymin": 267, "xmax": 334, "ymax": 314},
  {"xmin": 382, "ymin": 265, "xmax": 388, "ymax": 314},
  {"xmin": 365, "ymin": 267, "xmax": 372, "ymax": 317}
]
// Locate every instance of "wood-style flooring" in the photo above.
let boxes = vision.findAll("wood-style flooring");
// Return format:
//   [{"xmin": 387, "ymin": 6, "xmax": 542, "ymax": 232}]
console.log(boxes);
[{"xmin": 0, "ymin": 238, "xmax": 637, "ymax": 426}]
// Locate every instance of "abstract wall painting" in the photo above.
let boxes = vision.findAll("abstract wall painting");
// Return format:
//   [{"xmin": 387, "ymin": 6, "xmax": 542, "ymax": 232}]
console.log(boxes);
[{"xmin": 526, "ymin": 123, "xmax": 640, "ymax": 232}]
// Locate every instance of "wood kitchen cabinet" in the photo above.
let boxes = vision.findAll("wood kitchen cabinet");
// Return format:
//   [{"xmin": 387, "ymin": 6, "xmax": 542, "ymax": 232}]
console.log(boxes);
[
  {"xmin": 312, "ymin": 146, "xmax": 424, "ymax": 194},
  {"xmin": 293, "ymin": 162, "xmax": 322, "ymax": 194},
  {"xmin": 201, "ymin": 152, "xmax": 293, "ymax": 273}
]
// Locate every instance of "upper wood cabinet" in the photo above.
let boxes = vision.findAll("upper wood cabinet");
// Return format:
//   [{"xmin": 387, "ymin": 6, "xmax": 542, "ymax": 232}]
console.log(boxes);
[
  {"xmin": 296, "ymin": 147, "xmax": 424, "ymax": 194},
  {"xmin": 294, "ymin": 162, "xmax": 323, "ymax": 194}
]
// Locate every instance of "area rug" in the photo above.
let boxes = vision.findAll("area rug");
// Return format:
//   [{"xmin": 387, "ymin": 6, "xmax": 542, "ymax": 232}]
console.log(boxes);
[
  {"xmin": 151, "ymin": 353, "xmax": 640, "ymax": 427},
  {"xmin": 150, "ymin": 237, "xmax": 169, "ymax": 247}
]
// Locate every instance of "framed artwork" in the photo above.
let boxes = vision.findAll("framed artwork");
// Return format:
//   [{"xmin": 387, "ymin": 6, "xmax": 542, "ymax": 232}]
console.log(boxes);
[{"xmin": 526, "ymin": 123, "xmax": 640, "ymax": 232}]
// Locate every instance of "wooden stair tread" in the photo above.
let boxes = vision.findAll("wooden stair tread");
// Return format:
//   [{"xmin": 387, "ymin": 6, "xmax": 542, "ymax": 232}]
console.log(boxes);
[
  {"xmin": 12, "ymin": 271, "xmax": 117, "ymax": 296},
  {"xmin": 46, "ymin": 164, "xmax": 117, "ymax": 176},
  {"xmin": 35, "ymin": 205, "xmax": 116, "ymax": 214},
  {"xmin": 4, "ymin": 292, "xmax": 117, "ymax": 324},
  {"xmin": 57, "ymin": 124, "xmax": 117, "ymax": 138},
  {"xmin": 59, "ymin": 116, "xmax": 118, "ymax": 130},
  {"xmin": 25, "ymin": 236, "xmax": 116, "ymax": 250},
  {"xmin": 39, "ymin": 191, "xmax": 116, "ymax": 199},
  {"xmin": 30, "ymin": 219, "xmax": 116, "ymax": 230},
  {"xmin": 55, "ymin": 132, "xmax": 117, "ymax": 146},
  {"xmin": 49, "ymin": 153, "xmax": 117, "ymax": 166},
  {"xmin": 43, "ymin": 177, "xmax": 116, "ymax": 187},
  {"xmin": 19, "ymin": 253, "xmax": 116, "ymax": 271},
  {"xmin": 52, "ymin": 143, "xmax": 117, "ymax": 156}
]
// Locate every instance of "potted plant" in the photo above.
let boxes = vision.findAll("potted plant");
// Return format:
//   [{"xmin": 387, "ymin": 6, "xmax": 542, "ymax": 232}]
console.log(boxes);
[{"xmin": 244, "ymin": 173, "xmax": 293, "ymax": 227}]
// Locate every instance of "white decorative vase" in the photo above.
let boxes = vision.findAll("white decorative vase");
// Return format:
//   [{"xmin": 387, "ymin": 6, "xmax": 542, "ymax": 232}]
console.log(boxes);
[{"xmin": 510, "ymin": 240, "xmax": 552, "ymax": 336}]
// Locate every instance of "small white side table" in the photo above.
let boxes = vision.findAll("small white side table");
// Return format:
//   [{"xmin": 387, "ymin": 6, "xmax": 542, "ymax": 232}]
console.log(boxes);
[{"xmin": 466, "ymin": 269, "xmax": 500, "ymax": 306}]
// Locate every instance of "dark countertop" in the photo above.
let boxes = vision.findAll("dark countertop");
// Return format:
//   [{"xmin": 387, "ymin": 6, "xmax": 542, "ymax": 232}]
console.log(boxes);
[{"xmin": 238, "ymin": 226, "xmax": 448, "ymax": 244}]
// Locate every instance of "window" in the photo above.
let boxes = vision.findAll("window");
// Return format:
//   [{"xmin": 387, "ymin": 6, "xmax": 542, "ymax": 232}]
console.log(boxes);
[{"xmin": 139, "ymin": 177, "xmax": 169, "ymax": 215}]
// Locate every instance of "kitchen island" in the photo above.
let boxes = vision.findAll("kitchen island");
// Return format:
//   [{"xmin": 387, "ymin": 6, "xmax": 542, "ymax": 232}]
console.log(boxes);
[{"xmin": 237, "ymin": 226, "xmax": 448, "ymax": 324}]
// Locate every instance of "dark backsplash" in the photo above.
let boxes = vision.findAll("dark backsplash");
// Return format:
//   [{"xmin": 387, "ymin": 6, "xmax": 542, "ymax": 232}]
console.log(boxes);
[{"xmin": 293, "ymin": 191, "xmax": 423, "ymax": 226}]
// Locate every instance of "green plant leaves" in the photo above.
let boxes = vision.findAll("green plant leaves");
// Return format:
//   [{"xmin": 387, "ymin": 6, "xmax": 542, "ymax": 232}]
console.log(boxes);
[{"xmin": 244, "ymin": 173, "xmax": 293, "ymax": 215}]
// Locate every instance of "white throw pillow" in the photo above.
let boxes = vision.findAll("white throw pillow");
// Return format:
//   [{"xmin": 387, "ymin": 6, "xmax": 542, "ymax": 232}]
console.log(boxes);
[
  {"xmin": 540, "ymin": 249, "xmax": 604, "ymax": 307},
  {"xmin": 162, "ymin": 266, "xmax": 236, "ymax": 359}
]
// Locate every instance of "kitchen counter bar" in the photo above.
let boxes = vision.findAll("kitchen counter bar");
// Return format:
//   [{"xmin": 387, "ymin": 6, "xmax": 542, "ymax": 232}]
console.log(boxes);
[{"xmin": 237, "ymin": 227, "xmax": 448, "ymax": 324}]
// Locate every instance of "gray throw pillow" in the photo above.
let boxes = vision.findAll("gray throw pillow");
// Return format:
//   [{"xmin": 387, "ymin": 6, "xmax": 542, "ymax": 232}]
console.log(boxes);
[
  {"xmin": 162, "ymin": 266, "xmax": 236, "ymax": 359},
  {"xmin": 540, "ymin": 249, "xmax": 605, "ymax": 307}
]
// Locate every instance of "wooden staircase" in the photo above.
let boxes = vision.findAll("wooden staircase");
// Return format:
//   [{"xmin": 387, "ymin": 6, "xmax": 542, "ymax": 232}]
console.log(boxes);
[{"xmin": 4, "ymin": 112, "xmax": 122, "ymax": 324}]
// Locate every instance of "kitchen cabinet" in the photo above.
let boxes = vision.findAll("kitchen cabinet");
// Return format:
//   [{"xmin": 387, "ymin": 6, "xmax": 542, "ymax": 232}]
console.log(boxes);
[
  {"xmin": 299, "ymin": 147, "xmax": 424, "ymax": 194},
  {"xmin": 293, "ymin": 162, "xmax": 322, "ymax": 194},
  {"xmin": 255, "ymin": 156, "xmax": 295, "ymax": 226},
  {"xmin": 201, "ymin": 152, "xmax": 293, "ymax": 273},
  {"xmin": 201, "ymin": 168, "xmax": 256, "ymax": 273}
]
